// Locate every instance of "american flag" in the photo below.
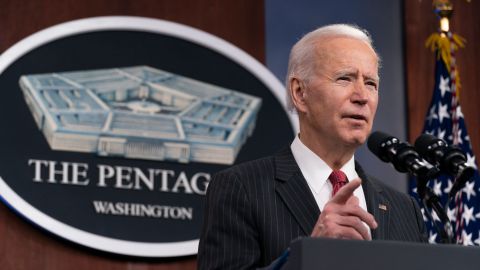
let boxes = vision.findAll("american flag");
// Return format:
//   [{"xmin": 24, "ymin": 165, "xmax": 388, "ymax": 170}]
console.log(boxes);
[{"xmin": 410, "ymin": 32, "xmax": 480, "ymax": 245}]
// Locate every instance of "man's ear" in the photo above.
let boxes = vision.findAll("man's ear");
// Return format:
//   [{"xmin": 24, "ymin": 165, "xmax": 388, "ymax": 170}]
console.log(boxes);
[{"xmin": 289, "ymin": 77, "xmax": 307, "ymax": 113}]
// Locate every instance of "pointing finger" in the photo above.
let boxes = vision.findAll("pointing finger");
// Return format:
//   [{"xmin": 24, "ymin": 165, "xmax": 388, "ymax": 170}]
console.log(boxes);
[{"xmin": 330, "ymin": 178, "xmax": 362, "ymax": 204}]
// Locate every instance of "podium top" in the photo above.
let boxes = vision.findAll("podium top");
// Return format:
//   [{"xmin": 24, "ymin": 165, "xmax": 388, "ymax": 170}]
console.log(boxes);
[{"xmin": 285, "ymin": 238, "xmax": 480, "ymax": 270}]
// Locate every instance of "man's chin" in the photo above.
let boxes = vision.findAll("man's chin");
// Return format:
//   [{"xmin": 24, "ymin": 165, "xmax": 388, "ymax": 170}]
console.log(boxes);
[
  {"xmin": 341, "ymin": 133, "xmax": 368, "ymax": 147},
  {"xmin": 340, "ymin": 125, "xmax": 370, "ymax": 144}
]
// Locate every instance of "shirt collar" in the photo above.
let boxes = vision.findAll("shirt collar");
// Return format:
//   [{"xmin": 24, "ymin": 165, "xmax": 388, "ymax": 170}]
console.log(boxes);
[{"xmin": 290, "ymin": 135, "xmax": 358, "ymax": 194}]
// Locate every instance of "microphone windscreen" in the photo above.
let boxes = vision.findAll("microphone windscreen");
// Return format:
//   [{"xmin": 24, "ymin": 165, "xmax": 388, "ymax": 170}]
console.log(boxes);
[
  {"xmin": 367, "ymin": 131, "xmax": 392, "ymax": 158},
  {"xmin": 414, "ymin": 133, "xmax": 439, "ymax": 156}
]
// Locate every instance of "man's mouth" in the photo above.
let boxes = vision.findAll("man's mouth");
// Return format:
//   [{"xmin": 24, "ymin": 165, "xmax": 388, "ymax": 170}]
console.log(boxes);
[{"xmin": 343, "ymin": 114, "xmax": 368, "ymax": 122}]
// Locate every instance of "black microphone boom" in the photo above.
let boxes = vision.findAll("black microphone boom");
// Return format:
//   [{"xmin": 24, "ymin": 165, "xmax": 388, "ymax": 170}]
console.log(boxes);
[
  {"xmin": 368, "ymin": 132, "xmax": 455, "ymax": 242},
  {"xmin": 368, "ymin": 131, "xmax": 439, "ymax": 198},
  {"xmin": 414, "ymin": 133, "xmax": 475, "ymax": 197}
]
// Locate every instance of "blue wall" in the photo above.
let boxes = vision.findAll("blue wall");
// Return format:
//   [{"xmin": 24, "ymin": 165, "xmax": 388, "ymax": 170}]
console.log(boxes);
[{"xmin": 265, "ymin": 0, "xmax": 408, "ymax": 192}]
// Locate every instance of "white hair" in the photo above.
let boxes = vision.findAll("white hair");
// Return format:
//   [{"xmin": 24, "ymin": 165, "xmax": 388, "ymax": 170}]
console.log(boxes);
[{"xmin": 285, "ymin": 24, "xmax": 380, "ymax": 111}]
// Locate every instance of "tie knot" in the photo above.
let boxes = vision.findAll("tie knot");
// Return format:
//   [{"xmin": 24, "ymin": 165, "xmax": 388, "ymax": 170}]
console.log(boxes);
[
  {"xmin": 329, "ymin": 170, "xmax": 348, "ymax": 196},
  {"xmin": 329, "ymin": 170, "xmax": 348, "ymax": 185}
]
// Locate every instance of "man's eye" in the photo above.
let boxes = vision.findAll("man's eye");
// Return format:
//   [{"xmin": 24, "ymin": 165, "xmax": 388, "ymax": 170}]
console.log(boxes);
[
  {"xmin": 337, "ymin": 76, "xmax": 350, "ymax": 82},
  {"xmin": 366, "ymin": 81, "xmax": 378, "ymax": 90}
]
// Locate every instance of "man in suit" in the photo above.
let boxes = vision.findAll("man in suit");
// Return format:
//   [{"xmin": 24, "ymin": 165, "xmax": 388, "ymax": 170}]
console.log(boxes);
[{"xmin": 198, "ymin": 24, "xmax": 427, "ymax": 269}]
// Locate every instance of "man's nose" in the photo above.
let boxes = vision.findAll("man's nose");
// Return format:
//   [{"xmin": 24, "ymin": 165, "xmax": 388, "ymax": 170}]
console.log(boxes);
[{"xmin": 351, "ymin": 80, "xmax": 369, "ymax": 105}]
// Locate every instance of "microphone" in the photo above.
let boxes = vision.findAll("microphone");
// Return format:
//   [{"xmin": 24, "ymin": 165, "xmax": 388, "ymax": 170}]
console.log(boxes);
[
  {"xmin": 414, "ymin": 133, "xmax": 475, "ymax": 197},
  {"xmin": 368, "ymin": 131, "xmax": 439, "ymax": 198}
]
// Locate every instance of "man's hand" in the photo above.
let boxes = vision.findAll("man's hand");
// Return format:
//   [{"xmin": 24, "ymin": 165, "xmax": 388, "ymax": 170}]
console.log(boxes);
[{"xmin": 310, "ymin": 178, "xmax": 378, "ymax": 240}]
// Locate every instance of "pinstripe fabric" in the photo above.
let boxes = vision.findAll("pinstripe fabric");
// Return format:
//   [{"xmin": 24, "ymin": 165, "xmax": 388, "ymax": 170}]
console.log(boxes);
[
  {"xmin": 198, "ymin": 147, "xmax": 427, "ymax": 270},
  {"xmin": 356, "ymin": 163, "xmax": 427, "ymax": 242}
]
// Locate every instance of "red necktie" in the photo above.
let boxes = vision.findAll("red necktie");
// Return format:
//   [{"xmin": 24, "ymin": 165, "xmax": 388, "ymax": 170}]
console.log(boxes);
[{"xmin": 329, "ymin": 170, "xmax": 348, "ymax": 196}]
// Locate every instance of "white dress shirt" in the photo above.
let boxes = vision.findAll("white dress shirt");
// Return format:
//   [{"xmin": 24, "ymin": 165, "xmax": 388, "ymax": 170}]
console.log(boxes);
[{"xmin": 290, "ymin": 135, "xmax": 371, "ymax": 235}]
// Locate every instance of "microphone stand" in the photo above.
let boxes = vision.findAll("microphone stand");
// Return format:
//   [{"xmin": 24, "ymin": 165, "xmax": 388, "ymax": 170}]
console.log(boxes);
[
  {"xmin": 415, "ymin": 170, "xmax": 454, "ymax": 243},
  {"xmin": 401, "ymin": 153, "xmax": 454, "ymax": 243},
  {"xmin": 421, "ymin": 186, "xmax": 455, "ymax": 243},
  {"xmin": 417, "ymin": 162, "xmax": 473, "ymax": 244}
]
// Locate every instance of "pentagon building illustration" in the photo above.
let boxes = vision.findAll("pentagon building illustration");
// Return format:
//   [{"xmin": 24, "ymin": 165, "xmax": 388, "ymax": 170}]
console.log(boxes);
[{"xmin": 19, "ymin": 66, "xmax": 262, "ymax": 165}]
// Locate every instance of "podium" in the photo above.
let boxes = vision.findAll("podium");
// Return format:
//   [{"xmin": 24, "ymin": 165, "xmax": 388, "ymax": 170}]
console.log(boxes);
[{"xmin": 283, "ymin": 238, "xmax": 480, "ymax": 270}]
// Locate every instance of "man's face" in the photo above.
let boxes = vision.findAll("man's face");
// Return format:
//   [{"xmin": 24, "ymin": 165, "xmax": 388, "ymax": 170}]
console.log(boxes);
[{"xmin": 299, "ymin": 36, "xmax": 379, "ymax": 147}]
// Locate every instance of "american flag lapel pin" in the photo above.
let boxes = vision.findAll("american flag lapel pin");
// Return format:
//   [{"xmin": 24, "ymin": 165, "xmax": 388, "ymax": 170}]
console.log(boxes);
[{"xmin": 379, "ymin": 204, "xmax": 387, "ymax": 211}]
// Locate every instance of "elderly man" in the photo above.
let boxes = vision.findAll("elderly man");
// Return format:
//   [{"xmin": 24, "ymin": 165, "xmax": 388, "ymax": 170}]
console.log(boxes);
[{"xmin": 198, "ymin": 24, "xmax": 427, "ymax": 269}]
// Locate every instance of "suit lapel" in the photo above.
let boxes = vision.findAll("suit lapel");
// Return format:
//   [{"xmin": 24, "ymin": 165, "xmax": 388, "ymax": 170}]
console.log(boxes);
[
  {"xmin": 274, "ymin": 147, "xmax": 320, "ymax": 235},
  {"xmin": 356, "ymin": 162, "xmax": 390, "ymax": 240},
  {"xmin": 272, "ymin": 149, "xmax": 391, "ymax": 238}
]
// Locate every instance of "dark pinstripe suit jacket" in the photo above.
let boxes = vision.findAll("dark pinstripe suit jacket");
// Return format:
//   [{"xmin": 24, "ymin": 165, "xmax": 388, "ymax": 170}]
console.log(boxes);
[{"xmin": 198, "ymin": 147, "xmax": 427, "ymax": 269}]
